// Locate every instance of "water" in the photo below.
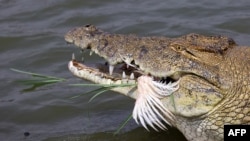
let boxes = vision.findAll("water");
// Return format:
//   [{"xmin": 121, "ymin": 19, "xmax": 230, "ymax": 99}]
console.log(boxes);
[{"xmin": 1, "ymin": 0, "xmax": 250, "ymax": 140}]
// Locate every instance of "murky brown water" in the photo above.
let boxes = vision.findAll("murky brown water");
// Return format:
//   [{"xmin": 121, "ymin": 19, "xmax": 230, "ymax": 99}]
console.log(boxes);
[{"xmin": 1, "ymin": 0, "xmax": 250, "ymax": 140}]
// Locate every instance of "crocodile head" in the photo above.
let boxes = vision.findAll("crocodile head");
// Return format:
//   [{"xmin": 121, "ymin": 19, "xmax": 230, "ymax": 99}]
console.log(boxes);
[{"xmin": 65, "ymin": 25, "xmax": 249, "ymax": 140}]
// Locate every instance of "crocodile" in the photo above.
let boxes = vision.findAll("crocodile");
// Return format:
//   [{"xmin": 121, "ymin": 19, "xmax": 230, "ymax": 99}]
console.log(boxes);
[{"xmin": 64, "ymin": 24, "xmax": 250, "ymax": 141}]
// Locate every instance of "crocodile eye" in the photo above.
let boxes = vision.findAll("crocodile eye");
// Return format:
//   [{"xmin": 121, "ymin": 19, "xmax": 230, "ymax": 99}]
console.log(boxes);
[
  {"xmin": 172, "ymin": 44, "xmax": 185, "ymax": 52},
  {"xmin": 176, "ymin": 45, "xmax": 182, "ymax": 50}
]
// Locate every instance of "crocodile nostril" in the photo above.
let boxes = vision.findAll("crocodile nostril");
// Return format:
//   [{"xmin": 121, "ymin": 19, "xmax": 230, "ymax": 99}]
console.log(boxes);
[{"xmin": 85, "ymin": 24, "xmax": 91, "ymax": 27}]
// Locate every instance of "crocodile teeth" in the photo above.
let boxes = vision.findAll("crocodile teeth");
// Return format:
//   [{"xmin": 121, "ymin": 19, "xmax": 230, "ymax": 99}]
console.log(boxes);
[
  {"xmin": 119, "ymin": 54, "xmax": 137, "ymax": 68},
  {"xmin": 122, "ymin": 71, "xmax": 126, "ymax": 79},
  {"xmin": 90, "ymin": 51, "xmax": 93, "ymax": 56},
  {"xmin": 130, "ymin": 73, "xmax": 134, "ymax": 80},
  {"xmin": 109, "ymin": 65, "xmax": 114, "ymax": 75},
  {"xmin": 72, "ymin": 53, "xmax": 75, "ymax": 60}
]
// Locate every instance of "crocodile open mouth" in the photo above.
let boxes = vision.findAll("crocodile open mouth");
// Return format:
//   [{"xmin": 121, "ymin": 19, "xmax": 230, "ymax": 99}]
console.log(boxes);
[
  {"xmin": 68, "ymin": 49, "xmax": 180, "ymax": 131},
  {"xmin": 68, "ymin": 51, "xmax": 179, "ymax": 88},
  {"xmin": 68, "ymin": 51, "xmax": 180, "ymax": 98}
]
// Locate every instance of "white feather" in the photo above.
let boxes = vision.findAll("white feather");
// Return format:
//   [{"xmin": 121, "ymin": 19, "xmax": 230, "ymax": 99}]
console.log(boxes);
[{"xmin": 132, "ymin": 76, "xmax": 180, "ymax": 131}]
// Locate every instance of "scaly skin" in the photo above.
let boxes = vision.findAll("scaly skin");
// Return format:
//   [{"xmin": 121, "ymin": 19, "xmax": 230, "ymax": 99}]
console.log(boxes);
[{"xmin": 65, "ymin": 25, "xmax": 250, "ymax": 141}]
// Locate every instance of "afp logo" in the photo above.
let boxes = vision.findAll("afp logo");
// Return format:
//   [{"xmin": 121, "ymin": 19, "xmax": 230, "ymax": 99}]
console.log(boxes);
[{"xmin": 224, "ymin": 125, "xmax": 250, "ymax": 141}]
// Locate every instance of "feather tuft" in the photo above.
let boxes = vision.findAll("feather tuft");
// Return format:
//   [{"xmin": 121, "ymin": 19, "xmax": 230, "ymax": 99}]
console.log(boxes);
[{"xmin": 132, "ymin": 76, "xmax": 179, "ymax": 131}]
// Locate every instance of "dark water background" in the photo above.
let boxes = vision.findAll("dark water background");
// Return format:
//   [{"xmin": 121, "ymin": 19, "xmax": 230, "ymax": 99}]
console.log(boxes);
[{"xmin": 1, "ymin": 0, "xmax": 250, "ymax": 140}]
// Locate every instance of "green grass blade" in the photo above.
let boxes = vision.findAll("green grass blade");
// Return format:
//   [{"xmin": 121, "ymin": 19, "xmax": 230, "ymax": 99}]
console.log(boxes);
[
  {"xmin": 88, "ymin": 87, "xmax": 114, "ymax": 103},
  {"xmin": 170, "ymin": 94, "xmax": 176, "ymax": 112},
  {"xmin": 70, "ymin": 83, "xmax": 136, "ymax": 99},
  {"xmin": 70, "ymin": 83, "xmax": 135, "ymax": 87},
  {"xmin": 17, "ymin": 80, "xmax": 51, "ymax": 85},
  {"xmin": 11, "ymin": 68, "xmax": 65, "ymax": 80},
  {"xmin": 17, "ymin": 79, "xmax": 64, "ymax": 85},
  {"xmin": 114, "ymin": 113, "xmax": 133, "ymax": 135},
  {"xmin": 11, "ymin": 68, "xmax": 66, "ymax": 91},
  {"xmin": 70, "ymin": 86, "xmax": 114, "ymax": 99}
]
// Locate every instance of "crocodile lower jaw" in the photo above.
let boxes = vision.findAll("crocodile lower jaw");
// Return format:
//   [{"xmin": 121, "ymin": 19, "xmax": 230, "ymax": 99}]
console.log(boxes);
[{"xmin": 68, "ymin": 59, "xmax": 138, "ymax": 99}]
